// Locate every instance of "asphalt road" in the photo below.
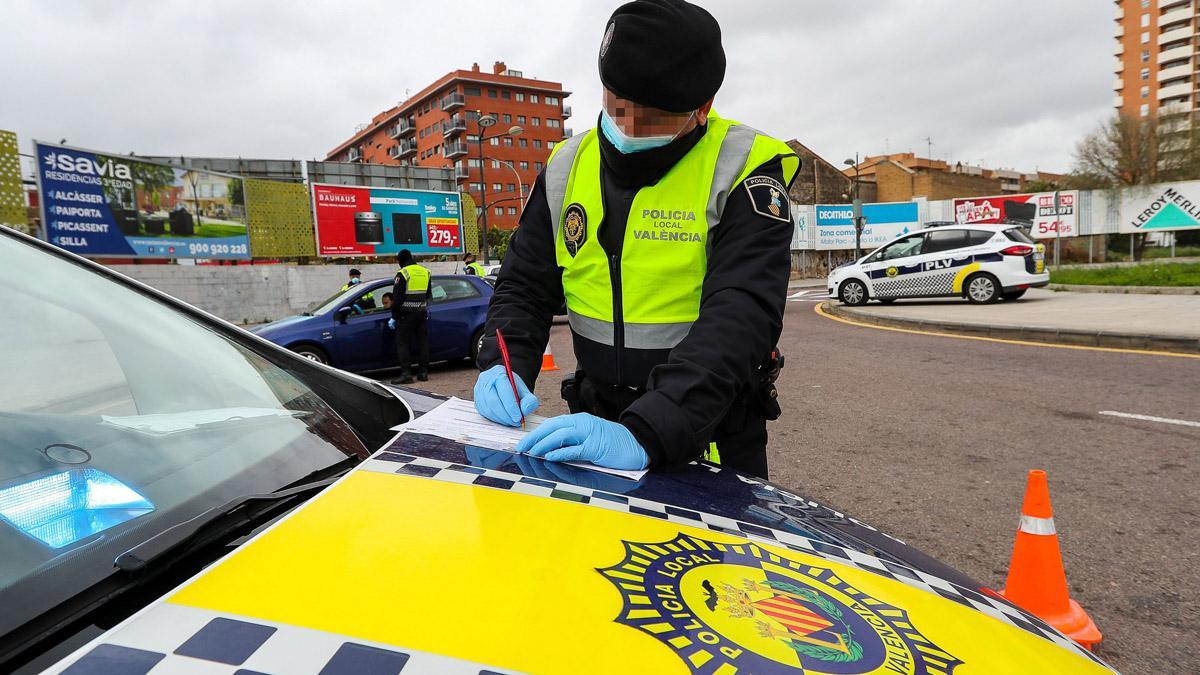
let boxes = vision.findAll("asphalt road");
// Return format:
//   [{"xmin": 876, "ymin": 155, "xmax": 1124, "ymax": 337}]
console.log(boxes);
[{"xmin": 377, "ymin": 297, "xmax": 1199, "ymax": 674}]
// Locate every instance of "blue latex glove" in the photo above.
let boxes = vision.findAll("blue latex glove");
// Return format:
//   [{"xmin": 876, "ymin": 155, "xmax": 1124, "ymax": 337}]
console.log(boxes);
[
  {"xmin": 474, "ymin": 364, "xmax": 539, "ymax": 427},
  {"xmin": 517, "ymin": 413, "xmax": 649, "ymax": 470},
  {"xmin": 387, "ymin": 318, "xmax": 396, "ymax": 330}
]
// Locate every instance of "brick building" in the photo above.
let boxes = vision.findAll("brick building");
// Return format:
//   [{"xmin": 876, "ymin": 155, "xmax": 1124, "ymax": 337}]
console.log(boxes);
[
  {"xmin": 786, "ymin": 140, "xmax": 852, "ymax": 204},
  {"xmin": 1113, "ymin": 0, "xmax": 1197, "ymax": 120},
  {"xmin": 326, "ymin": 62, "xmax": 572, "ymax": 230},
  {"xmin": 846, "ymin": 153, "xmax": 1064, "ymax": 203}
]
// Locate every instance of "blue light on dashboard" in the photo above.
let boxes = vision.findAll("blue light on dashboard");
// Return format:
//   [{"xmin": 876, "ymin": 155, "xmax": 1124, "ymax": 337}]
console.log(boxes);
[{"xmin": 0, "ymin": 468, "xmax": 154, "ymax": 548}]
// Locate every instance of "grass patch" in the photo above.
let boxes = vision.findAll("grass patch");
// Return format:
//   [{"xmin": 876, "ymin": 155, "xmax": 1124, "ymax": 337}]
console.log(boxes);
[
  {"xmin": 139, "ymin": 219, "xmax": 247, "ymax": 238},
  {"xmin": 1051, "ymin": 262, "xmax": 1200, "ymax": 287}
]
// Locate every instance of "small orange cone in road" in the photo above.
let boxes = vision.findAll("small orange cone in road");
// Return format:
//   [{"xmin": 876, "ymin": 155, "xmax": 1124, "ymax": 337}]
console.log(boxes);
[
  {"xmin": 1001, "ymin": 470, "xmax": 1102, "ymax": 650},
  {"xmin": 540, "ymin": 342, "xmax": 560, "ymax": 371}
]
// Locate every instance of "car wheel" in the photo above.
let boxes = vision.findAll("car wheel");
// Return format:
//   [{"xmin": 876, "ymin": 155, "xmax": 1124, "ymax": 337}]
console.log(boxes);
[
  {"xmin": 469, "ymin": 328, "xmax": 484, "ymax": 362},
  {"xmin": 291, "ymin": 345, "xmax": 328, "ymax": 364},
  {"xmin": 1001, "ymin": 289, "xmax": 1027, "ymax": 301},
  {"xmin": 878, "ymin": 298, "xmax": 897, "ymax": 304},
  {"xmin": 965, "ymin": 273, "xmax": 1000, "ymax": 304},
  {"xmin": 838, "ymin": 279, "xmax": 868, "ymax": 306}
]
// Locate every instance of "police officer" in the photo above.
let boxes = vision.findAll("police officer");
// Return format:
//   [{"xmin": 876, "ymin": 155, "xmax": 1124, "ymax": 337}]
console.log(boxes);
[
  {"xmin": 463, "ymin": 252, "xmax": 486, "ymax": 277},
  {"xmin": 342, "ymin": 267, "xmax": 374, "ymax": 311},
  {"xmin": 474, "ymin": 0, "xmax": 798, "ymax": 478},
  {"xmin": 390, "ymin": 249, "xmax": 432, "ymax": 384}
]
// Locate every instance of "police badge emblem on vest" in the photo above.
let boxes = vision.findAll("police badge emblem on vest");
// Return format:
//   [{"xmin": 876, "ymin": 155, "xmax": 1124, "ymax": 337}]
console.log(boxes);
[{"xmin": 563, "ymin": 203, "xmax": 587, "ymax": 256}]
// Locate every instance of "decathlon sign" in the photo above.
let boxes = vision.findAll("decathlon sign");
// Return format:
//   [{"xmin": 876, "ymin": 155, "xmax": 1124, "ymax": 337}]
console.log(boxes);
[
  {"xmin": 1120, "ymin": 183, "xmax": 1200, "ymax": 233},
  {"xmin": 814, "ymin": 201, "xmax": 919, "ymax": 251}
]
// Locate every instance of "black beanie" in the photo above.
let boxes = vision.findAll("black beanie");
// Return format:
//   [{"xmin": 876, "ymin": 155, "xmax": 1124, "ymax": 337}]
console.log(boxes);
[{"xmin": 599, "ymin": 0, "xmax": 725, "ymax": 113}]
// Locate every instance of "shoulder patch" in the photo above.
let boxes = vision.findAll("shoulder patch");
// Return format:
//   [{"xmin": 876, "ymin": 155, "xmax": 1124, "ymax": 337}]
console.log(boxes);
[{"xmin": 742, "ymin": 176, "xmax": 791, "ymax": 223}]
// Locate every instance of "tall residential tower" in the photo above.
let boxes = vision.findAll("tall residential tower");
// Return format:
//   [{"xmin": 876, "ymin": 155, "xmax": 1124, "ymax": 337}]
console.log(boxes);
[{"xmin": 1114, "ymin": 0, "xmax": 1199, "ymax": 119}]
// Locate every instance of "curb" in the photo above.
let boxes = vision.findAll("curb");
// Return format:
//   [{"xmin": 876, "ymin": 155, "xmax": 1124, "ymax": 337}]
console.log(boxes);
[
  {"xmin": 821, "ymin": 302, "xmax": 1200, "ymax": 355},
  {"xmin": 1048, "ymin": 283, "xmax": 1200, "ymax": 295}
]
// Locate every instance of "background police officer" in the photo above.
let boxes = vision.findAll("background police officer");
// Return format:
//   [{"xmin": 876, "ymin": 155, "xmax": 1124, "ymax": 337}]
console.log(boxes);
[
  {"xmin": 342, "ymin": 267, "xmax": 374, "ymax": 311},
  {"xmin": 463, "ymin": 252, "xmax": 486, "ymax": 277},
  {"xmin": 390, "ymin": 249, "xmax": 432, "ymax": 384},
  {"xmin": 474, "ymin": 0, "xmax": 798, "ymax": 478}
]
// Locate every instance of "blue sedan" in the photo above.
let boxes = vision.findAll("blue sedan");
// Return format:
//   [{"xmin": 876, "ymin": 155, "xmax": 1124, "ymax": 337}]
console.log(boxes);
[{"xmin": 252, "ymin": 275, "xmax": 492, "ymax": 372}]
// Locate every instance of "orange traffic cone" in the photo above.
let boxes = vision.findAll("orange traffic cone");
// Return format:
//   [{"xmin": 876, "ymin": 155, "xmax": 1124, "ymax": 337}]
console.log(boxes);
[
  {"xmin": 1001, "ymin": 470, "xmax": 1102, "ymax": 650},
  {"xmin": 540, "ymin": 342, "xmax": 560, "ymax": 371}
]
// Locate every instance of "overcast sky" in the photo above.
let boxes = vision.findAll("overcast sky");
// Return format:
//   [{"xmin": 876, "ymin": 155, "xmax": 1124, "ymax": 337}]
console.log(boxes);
[{"xmin": 1, "ymin": 1, "xmax": 1111, "ymax": 175}]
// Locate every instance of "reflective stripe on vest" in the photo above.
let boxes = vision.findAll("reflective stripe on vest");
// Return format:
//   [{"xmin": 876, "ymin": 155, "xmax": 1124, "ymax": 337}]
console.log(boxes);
[
  {"xmin": 544, "ymin": 113, "xmax": 798, "ymax": 349},
  {"xmin": 399, "ymin": 264, "xmax": 431, "ymax": 308},
  {"xmin": 466, "ymin": 262, "xmax": 486, "ymax": 276}
]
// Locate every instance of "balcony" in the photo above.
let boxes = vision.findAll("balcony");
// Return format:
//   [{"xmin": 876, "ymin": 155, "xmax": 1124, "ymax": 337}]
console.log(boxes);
[
  {"xmin": 1158, "ymin": 63, "xmax": 1193, "ymax": 81},
  {"xmin": 443, "ymin": 114, "xmax": 467, "ymax": 138},
  {"xmin": 563, "ymin": 128, "xmax": 574, "ymax": 138},
  {"xmin": 1159, "ymin": 26, "xmax": 1193, "ymax": 45},
  {"xmin": 1114, "ymin": 94, "xmax": 1124, "ymax": 107},
  {"xmin": 1115, "ymin": 58, "xmax": 1125, "ymax": 73},
  {"xmin": 443, "ymin": 141, "xmax": 468, "ymax": 158},
  {"xmin": 1158, "ymin": 7, "xmax": 1193, "ymax": 27},
  {"xmin": 561, "ymin": 104, "xmax": 572, "ymax": 119},
  {"xmin": 1158, "ymin": 45, "xmax": 1193, "ymax": 63},
  {"xmin": 454, "ymin": 164, "xmax": 470, "ymax": 180},
  {"xmin": 346, "ymin": 147, "xmax": 361, "ymax": 162},
  {"xmin": 387, "ymin": 117, "xmax": 415, "ymax": 139},
  {"xmin": 441, "ymin": 93, "xmax": 465, "ymax": 111},
  {"xmin": 1158, "ymin": 81, "xmax": 1193, "ymax": 99},
  {"xmin": 1115, "ymin": 41, "xmax": 1125, "ymax": 56},
  {"xmin": 1114, "ymin": 77, "xmax": 1125, "ymax": 91},
  {"xmin": 398, "ymin": 139, "xmax": 417, "ymax": 157},
  {"xmin": 1115, "ymin": 5, "xmax": 1124, "ymax": 20}
]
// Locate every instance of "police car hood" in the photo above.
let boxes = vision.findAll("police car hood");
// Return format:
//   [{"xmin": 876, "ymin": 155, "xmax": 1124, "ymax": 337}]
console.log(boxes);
[{"xmin": 49, "ymin": 425, "xmax": 1115, "ymax": 673}]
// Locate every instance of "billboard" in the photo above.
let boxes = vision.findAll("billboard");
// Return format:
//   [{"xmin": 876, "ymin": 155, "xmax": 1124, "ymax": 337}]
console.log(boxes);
[
  {"xmin": 815, "ymin": 201, "xmax": 919, "ymax": 251},
  {"xmin": 35, "ymin": 141, "xmax": 250, "ymax": 258},
  {"xmin": 312, "ymin": 183, "xmax": 463, "ymax": 257},
  {"xmin": 1, "ymin": 130, "xmax": 27, "ymax": 234},
  {"xmin": 1119, "ymin": 183, "xmax": 1200, "ymax": 233},
  {"xmin": 953, "ymin": 191, "xmax": 1077, "ymax": 239}
]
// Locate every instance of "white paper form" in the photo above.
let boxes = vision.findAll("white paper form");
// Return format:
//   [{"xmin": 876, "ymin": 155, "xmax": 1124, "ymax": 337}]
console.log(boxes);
[{"xmin": 391, "ymin": 397, "xmax": 648, "ymax": 481}]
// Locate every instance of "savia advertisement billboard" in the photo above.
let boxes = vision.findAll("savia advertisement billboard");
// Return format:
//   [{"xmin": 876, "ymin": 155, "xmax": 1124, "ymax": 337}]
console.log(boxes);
[
  {"xmin": 952, "ymin": 191, "xmax": 1077, "ymax": 239},
  {"xmin": 312, "ymin": 183, "xmax": 463, "ymax": 257},
  {"xmin": 1119, "ymin": 183, "xmax": 1200, "ymax": 233},
  {"xmin": 35, "ymin": 141, "xmax": 250, "ymax": 258},
  {"xmin": 814, "ymin": 201, "xmax": 919, "ymax": 251}
]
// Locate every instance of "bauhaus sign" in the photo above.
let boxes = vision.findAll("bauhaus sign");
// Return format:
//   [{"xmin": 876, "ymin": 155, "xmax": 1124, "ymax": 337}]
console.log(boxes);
[
  {"xmin": 1120, "ymin": 183, "xmax": 1200, "ymax": 233},
  {"xmin": 311, "ymin": 183, "xmax": 463, "ymax": 257}
]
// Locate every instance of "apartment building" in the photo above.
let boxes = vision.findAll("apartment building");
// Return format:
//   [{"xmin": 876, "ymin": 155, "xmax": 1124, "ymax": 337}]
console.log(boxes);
[
  {"xmin": 326, "ymin": 62, "xmax": 572, "ymax": 230},
  {"xmin": 844, "ymin": 153, "xmax": 1064, "ymax": 203},
  {"xmin": 1114, "ymin": 0, "xmax": 1198, "ymax": 119}
]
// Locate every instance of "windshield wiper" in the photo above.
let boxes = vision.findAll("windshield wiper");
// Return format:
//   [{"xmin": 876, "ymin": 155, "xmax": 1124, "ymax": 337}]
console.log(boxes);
[{"xmin": 115, "ymin": 471, "xmax": 344, "ymax": 574}]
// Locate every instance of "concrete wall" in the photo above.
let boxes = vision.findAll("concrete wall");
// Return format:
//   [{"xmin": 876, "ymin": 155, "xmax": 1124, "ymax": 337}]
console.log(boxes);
[{"xmin": 108, "ymin": 262, "xmax": 464, "ymax": 325}]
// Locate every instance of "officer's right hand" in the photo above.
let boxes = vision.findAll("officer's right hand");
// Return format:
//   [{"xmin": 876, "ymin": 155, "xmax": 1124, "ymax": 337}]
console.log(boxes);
[{"xmin": 474, "ymin": 365, "xmax": 539, "ymax": 427}]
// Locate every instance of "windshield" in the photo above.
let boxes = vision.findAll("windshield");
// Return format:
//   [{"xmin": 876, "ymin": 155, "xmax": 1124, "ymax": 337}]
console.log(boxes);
[
  {"xmin": 305, "ymin": 286, "xmax": 356, "ymax": 315},
  {"xmin": 0, "ymin": 234, "xmax": 368, "ymax": 637}
]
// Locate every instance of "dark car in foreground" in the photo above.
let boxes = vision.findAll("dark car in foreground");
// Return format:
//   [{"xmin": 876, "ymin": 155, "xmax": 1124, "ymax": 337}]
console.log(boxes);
[
  {"xmin": 252, "ymin": 275, "xmax": 492, "ymax": 371},
  {"xmin": 0, "ymin": 226, "xmax": 1112, "ymax": 673}
]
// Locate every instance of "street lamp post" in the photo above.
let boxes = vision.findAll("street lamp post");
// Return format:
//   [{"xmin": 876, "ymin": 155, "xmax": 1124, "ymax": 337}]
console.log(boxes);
[
  {"xmin": 472, "ymin": 112, "xmax": 522, "ymax": 264},
  {"xmin": 843, "ymin": 154, "xmax": 862, "ymax": 259}
]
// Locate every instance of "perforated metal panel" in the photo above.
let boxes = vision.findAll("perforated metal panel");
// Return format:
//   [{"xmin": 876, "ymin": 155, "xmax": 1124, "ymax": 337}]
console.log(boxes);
[
  {"xmin": 244, "ymin": 179, "xmax": 316, "ymax": 257},
  {"xmin": 0, "ymin": 130, "xmax": 27, "ymax": 233},
  {"xmin": 460, "ymin": 192, "xmax": 480, "ymax": 255}
]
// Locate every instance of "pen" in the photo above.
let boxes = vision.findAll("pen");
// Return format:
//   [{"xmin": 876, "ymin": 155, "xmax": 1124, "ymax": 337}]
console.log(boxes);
[{"xmin": 494, "ymin": 328, "xmax": 525, "ymax": 429}]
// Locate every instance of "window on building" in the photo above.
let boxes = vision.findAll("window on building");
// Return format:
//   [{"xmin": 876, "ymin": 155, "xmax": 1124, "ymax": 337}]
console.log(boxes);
[
  {"xmin": 534, "ymin": 140, "xmax": 542, "ymax": 149},
  {"xmin": 1141, "ymin": 85, "xmax": 1150, "ymax": 98},
  {"xmin": 501, "ymin": 90, "xmax": 511, "ymax": 100},
  {"xmin": 1141, "ymin": 49, "xmax": 1150, "ymax": 63},
  {"xmin": 507, "ymin": 207, "xmax": 518, "ymax": 215},
  {"xmin": 546, "ymin": 96, "xmax": 559, "ymax": 105},
  {"xmin": 534, "ymin": 162, "xmax": 543, "ymax": 171},
  {"xmin": 548, "ymin": 141, "xmax": 557, "ymax": 150},
  {"xmin": 1141, "ymin": 68, "xmax": 1150, "ymax": 80},
  {"xmin": 516, "ymin": 92, "xmax": 525, "ymax": 102},
  {"xmin": 469, "ymin": 182, "xmax": 483, "ymax": 191},
  {"xmin": 493, "ymin": 183, "xmax": 503, "ymax": 191},
  {"xmin": 490, "ymin": 138, "xmax": 500, "ymax": 146},
  {"xmin": 506, "ymin": 183, "xmax": 515, "ymax": 192},
  {"xmin": 503, "ymin": 137, "xmax": 514, "ymax": 147},
  {"xmin": 465, "ymin": 86, "xmax": 481, "ymax": 97},
  {"xmin": 467, "ymin": 110, "xmax": 481, "ymax": 121},
  {"xmin": 1140, "ymin": 31, "xmax": 1149, "ymax": 44},
  {"xmin": 531, "ymin": 94, "xmax": 539, "ymax": 103},
  {"xmin": 519, "ymin": 138, "xmax": 528, "ymax": 148},
  {"xmin": 503, "ymin": 114, "xmax": 512, "ymax": 123},
  {"xmin": 1140, "ymin": 103, "xmax": 1150, "ymax": 117},
  {"xmin": 491, "ymin": 159, "xmax": 501, "ymax": 169},
  {"xmin": 467, "ymin": 158, "xmax": 482, "ymax": 168},
  {"xmin": 547, "ymin": 119, "xmax": 561, "ymax": 128},
  {"xmin": 488, "ymin": 88, "xmax": 498, "ymax": 98},
  {"xmin": 521, "ymin": 184, "xmax": 529, "ymax": 196},
  {"xmin": 1141, "ymin": 0, "xmax": 1149, "ymax": 6},
  {"xmin": 494, "ymin": 206, "xmax": 503, "ymax": 215},
  {"xmin": 467, "ymin": 134, "xmax": 480, "ymax": 144},
  {"xmin": 517, "ymin": 115, "xmax": 526, "ymax": 124},
  {"xmin": 519, "ymin": 161, "xmax": 529, "ymax": 170},
  {"xmin": 532, "ymin": 117, "xmax": 541, "ymax": 126}
]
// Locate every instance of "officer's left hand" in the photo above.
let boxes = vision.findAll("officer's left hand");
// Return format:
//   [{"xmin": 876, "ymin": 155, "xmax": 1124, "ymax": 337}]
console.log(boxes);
[
  {"xmin": 387, "ymin": 318, "xmax": 396, "ymax": 330},
  {"xmin": 516, "ymin": 413, "xmax": 649, "ymax": 470}
]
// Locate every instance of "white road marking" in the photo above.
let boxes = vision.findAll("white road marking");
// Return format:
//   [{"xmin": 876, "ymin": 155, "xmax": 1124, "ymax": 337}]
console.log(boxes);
[
  {"xmin": 1098, "ymin": 410, "xmax": 1200, "ymax": 429},
  {"xmin": 788, "ymin": 290, "xmax": 826, "ymax": 302}
]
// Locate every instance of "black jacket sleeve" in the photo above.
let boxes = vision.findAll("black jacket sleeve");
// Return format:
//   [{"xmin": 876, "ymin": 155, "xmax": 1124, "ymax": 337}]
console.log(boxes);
[
  {"xmin": 477, "ymin": 172, "xmax": 564, "ymax": 387},
  {"xmin": 390, "ymin": 273, "xmax": 406, "ymax": 321},
  {"xmin": 620, "ymin": 157, "xmax": 794, "ymax": 467}
]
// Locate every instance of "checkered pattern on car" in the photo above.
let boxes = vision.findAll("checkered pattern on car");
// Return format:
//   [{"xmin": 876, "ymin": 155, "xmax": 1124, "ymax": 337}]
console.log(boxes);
[
  {"xmin": 873, "ymin": 270, "xmax": 957, "ymax": 297},
  {"xmin": 364, "ymin": 450, "xmax": 1112, "ymax": 670},
  {"xmin": 51, "ymin": 602, "xmax": 517, "ymax": 674}
]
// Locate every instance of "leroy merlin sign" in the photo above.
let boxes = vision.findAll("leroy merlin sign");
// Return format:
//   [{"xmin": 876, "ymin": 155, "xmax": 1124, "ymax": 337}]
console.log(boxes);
[{"xmin": 1121, "ymin": 184, "xmax": 1200, "ymax": 233}]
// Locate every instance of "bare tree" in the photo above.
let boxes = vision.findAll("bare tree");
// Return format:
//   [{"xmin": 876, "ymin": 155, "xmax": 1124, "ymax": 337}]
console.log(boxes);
[{"xmin": 1069, "ymin": 113, "xmax": 1200, "ymax": 258}]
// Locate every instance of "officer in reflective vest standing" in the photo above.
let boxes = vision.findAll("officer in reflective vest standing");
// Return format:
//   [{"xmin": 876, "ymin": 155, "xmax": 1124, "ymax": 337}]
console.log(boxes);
[
  {"xmin": 473, "ymin": 0, "xmax": 798, "ymax": 478},
  {"xmin": 463, "ymin": 252, "xmax": 486, "ymax": 277},
  {"xmin": 390, "ymin": 249, "xmax": 432, "ymax": 384}
]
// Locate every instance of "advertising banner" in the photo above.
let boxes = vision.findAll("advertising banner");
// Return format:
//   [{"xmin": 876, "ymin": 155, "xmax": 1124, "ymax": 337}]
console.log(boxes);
[
  {"xmin": 312, "ymin": 183, "xmax": 463, "ymax": 257},
  {"xmin": 1119, "ymin": 183, "xmax": 1200, "ymax": 233},
  {"xmin": 952, "ymin": 191, "xmax": 1077, "ymax": 239},
  {"xmin": 34, "ymin": 141, "xmax": 250, "ymax": 258},
  {"xmin": 814, "ymin": 201, "xmax": 919, "ymax": 251},
  {"xmin": 1, "ymin": 130, "xmax": 27, "ymax": 234}
]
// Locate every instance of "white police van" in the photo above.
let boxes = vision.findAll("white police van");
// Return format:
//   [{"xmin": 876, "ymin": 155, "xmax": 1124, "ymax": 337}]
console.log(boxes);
[{"xmin": 827, "ymin": 223, "xmax": 1050, "ymax": 305}]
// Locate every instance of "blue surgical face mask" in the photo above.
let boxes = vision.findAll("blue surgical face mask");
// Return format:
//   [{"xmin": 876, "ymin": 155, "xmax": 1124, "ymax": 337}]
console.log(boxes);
[
  {"xmin": 349, "ymin": 277, "xmax": 361, "ymax": 285},
  {"xmin": 600, "ymin": 109, "xmax": 693, "ymax": 155}
]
